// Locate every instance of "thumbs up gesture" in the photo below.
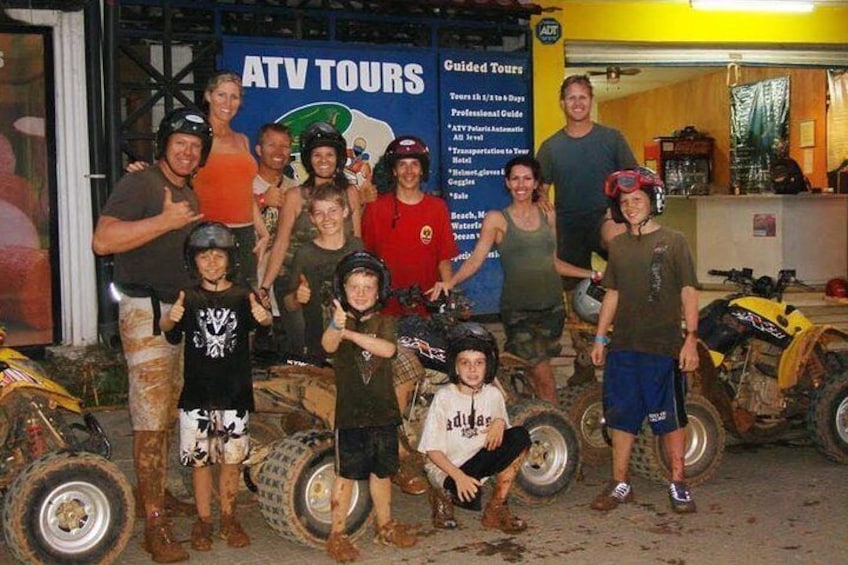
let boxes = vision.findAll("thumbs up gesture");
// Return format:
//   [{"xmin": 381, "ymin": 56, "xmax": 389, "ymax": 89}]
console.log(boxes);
[
  {"xmin": 296, "ymin": 274, "xmax": 311, "ymax": 305},
  {"xmin": 250, "ymin": 292, "xmax": 270, "ymax": 324},
  {"xmin": 331, "ymin": 298, "xmax": 347, "ymax": 331},
  {"xmin": 169, "ymin": 291, "xmax": 186, "ymax": 323},
  {"xmin": 358, "ymin": 162, "xmax": 378, "ymax": 204}
]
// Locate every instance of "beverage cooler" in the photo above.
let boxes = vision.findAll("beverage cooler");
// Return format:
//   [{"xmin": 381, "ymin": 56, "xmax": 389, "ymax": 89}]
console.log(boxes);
[{"xmin": 644, "ymin": 128, "xmax": 714, "ymax": 196}]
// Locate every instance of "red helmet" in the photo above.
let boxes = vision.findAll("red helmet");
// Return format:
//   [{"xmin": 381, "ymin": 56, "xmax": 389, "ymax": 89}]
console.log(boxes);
[
  {"xmin": 826, "ymin": 278, "xmax": 848, "ymax": 299},
  {"xmin": 384, "ymin": 135, "xmax": 430, "ymax": 182},
  {"xmin": 605, "ymin": 167, "xmax": 665, "ymax": 223}
]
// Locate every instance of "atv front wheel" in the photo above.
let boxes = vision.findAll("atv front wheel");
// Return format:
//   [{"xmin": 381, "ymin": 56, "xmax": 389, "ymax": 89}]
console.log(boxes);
[
  {"xmin": 808, "ymin": 372, "xmax": 848, "ymax": 463},
  {"xmin": 630, "ymin": 394, "xmax": 726, "ymax": 486},
  {"xmin": 558, "ymin": 382, "xmax": 609, "ymax": 466},
  {"xmin": 256, "ymin": 430, "xmax": 372, "ymax": 547},
  {"xmin": 507, "ymin": 400, "xmax": 581, "ymax": 506},
  {"xmin": 2, "ymin": 451, "xmax": 134, "ymax": 564}
]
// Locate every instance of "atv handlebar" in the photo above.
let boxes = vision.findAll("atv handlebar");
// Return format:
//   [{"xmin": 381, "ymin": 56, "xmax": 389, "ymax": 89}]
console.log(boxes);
[
  {"xmin": 707, "ymin": 267, "xmax": 809, "ymax": 300},
  {"xmin": 393, "ymin": 285, "xmax": 473, "ymax": 322}
]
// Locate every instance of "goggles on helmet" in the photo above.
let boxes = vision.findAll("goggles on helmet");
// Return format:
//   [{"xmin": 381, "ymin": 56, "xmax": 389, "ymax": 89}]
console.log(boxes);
[{"xmin": 604, "ymin": 168, "xmax": 662, "ymax": 199}]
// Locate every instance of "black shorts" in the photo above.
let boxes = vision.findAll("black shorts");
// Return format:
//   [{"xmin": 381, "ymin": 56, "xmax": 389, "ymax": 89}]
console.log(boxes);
[
  {"xmin": 335, "ymin": 424, "xmax": 399, "ymax": 480},
  {"xmin": 443, "ymin": 426, "xmax": 531, "ymax": 492}
]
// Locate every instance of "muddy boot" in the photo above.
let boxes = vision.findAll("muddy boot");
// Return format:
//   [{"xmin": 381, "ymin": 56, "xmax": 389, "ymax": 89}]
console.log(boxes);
[
  {"xmin": 220, "ymin": 513, "xmax": 250, "ymax": 548},
  {"xmin": 391, "ymin": 450, "xmax": 428, "ymax": 496},
  {"xmin": 428, "ymin": 487, "xmax": 457, "ymax": 529},
  {"xmin": 373, "ymin": 520, "xmax": 418, "ymax": 548},
  {"xmin": 481, "ymin": 498, "xmax": 527, "ymax": 534},
  {"xmin": 144, "ymin": 511, "xmax": 189, "ymax": 563},
  {"xmin": 190, "ymin": 518, "xmax": 213, "ymax": 551},
  {"xmin": 136, "ymin": 489, "xmax": 197, "ymax": 518},
  {"xmin": 326, "ymin": 532, "xmax": 360, "ymax": 563}
]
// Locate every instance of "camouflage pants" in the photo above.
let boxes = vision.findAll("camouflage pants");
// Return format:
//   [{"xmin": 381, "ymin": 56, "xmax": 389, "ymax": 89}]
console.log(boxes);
[
  {"xmin": 501, "ymin": 303, "xmax": 566, "ymax": 366},
  {"xmin": 119, "ymin": 295, "xmax": 183, "ymax": 431}
]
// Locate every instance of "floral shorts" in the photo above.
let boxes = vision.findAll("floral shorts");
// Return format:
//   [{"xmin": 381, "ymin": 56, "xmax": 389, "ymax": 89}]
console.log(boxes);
[{"xmin": 179, "ymin": 408, "xmax": 250, "ymax": 467}]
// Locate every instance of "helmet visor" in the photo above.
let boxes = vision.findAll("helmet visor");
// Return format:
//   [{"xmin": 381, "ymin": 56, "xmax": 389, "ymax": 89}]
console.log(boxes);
[{"xmin": 604, "ymin": 169, "xmax": 660, "ymax": 199}]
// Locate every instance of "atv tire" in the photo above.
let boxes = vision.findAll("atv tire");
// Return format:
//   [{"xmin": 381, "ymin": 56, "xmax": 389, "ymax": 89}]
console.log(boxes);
[
  {"xmin": 256, "ymin": 430, "xmax": 372, "ymax": 548},
  {"xmin": 807, "ymin": 371, "xmax": 848, "ymax": 463},
  {"xmin": 507, "ymin": 400, "xmax": 581, "ymax": 506},
  {"xmin": 630, "ymin": 394, "xmax": 725, "ymax": 487},
  {"xmin": 2, "ymin": 451, "xmax": 134, "ymax": 565},
  {"xmin": 558, "ymin": 382, "xmax": 609, "ymax": 466}
]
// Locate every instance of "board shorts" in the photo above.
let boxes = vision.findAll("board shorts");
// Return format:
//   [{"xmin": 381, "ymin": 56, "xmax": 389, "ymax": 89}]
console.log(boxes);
[
  {"xmin": 392, "ymin": 345, "xmax": 425, "ymax": 387},
  {"xmin": 602, "ymin": 349, "xmax": 688, "ymax": 436},
  {"xmin": 502, "ymin": 302, "xmax": 565, "ymax": 366},
  {"xmin": 335, "ymin": 424, "xmax": 399, "ymax": 480},
  {"xmin": 179, "ymin": 408, "xmax": 250, "ymax": 467}
]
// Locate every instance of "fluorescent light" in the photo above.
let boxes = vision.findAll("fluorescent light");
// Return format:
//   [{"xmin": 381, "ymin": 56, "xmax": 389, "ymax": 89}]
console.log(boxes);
[{"xmin": 690, "ymin": 0, "xmax": 814, "ymax": 13}]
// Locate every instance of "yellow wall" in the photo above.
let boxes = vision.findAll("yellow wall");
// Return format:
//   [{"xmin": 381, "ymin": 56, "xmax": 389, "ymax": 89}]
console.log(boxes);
[{"xmin": 531, "ymin": 0, "xmax": 848, "ymax": 149}]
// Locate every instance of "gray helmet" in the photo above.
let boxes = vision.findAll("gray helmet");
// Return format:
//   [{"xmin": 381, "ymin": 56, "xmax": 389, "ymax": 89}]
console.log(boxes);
[
  {"xmin": 184, "ymin": 221, "xmax": 239, "ymax": 279},
  {"xmin": 155, "ymin": 108, "xmax": 213, "ymax": 166},
  {"xmin": 572, "ymin": 278, "xmax": 606, "ymax": 324}
]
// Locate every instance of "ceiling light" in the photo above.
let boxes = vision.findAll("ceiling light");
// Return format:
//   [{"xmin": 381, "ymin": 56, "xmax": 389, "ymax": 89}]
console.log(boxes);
[{"xmin": 690, "ymin": 0, "xmax": 815, "ymax": 13}]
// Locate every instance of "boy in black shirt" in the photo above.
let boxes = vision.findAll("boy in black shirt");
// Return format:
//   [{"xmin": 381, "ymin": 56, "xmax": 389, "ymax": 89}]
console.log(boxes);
[{"xmin": 161, "ymin": 222, "xmax": 271, "ymax": 552}]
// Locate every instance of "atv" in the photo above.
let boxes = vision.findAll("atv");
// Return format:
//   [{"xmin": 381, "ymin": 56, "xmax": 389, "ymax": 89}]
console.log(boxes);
[
  {"xmin": 0, "ymin": 326, "xmax": 135, "ymax": 564},
  {"xmin": 245, "ymin": 288, "xmax": 581, "ymax": 549}
]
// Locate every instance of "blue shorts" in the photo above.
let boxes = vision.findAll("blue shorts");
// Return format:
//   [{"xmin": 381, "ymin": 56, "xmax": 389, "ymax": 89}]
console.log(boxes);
[{"xmin": 602, "ymin": 350, "xmax": 688, "ymax": 435}]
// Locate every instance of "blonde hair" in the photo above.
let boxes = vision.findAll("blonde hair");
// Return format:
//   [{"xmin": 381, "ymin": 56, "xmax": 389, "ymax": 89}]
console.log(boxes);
[{"xmin": 205, "ymin": 70, "xmax": 243, "ymax": 97}]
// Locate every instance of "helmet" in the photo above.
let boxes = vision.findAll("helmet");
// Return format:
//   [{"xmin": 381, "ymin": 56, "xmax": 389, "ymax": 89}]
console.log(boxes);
[
  {"xmin": 300, "ymin": 121, "xmax": 347, "ymax": 179},
  {"xmin": 333, "ymin": 250, "xmax": 391, "ymax": 319},
  {"xmin": 605, "ymin": 167, "xmax": 666, "ymax": 223},
  {"xmin": 184, "ymin": 221, "xmax": 239, "ymax": 279},
  {"xmin": 572, "ymin": 278, "xmax": 606, "ymax": 324},
  {"xmin": 155, "ymin": 108, "xmax": 213, "ymax": 167},
  {"xmin": 826, "ymin": 278, "xmax": 848, "ymax": 299},
  {"xmin": 446, "ymin": 322, "xmax": 499, "ymax": 385},
  {"xmin": 384, "ymin": 136, "xmax": 430, "ymax": 182}
]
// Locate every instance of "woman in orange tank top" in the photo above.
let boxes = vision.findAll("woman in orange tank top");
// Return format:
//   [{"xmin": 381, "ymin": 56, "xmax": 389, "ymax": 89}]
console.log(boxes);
[{"xmin": 193, "ymin": 71, "xmax": 268, "ymax": 289}]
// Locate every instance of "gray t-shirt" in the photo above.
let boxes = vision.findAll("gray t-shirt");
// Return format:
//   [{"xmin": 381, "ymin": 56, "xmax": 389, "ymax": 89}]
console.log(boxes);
[
  {"xmin": 537, "ymin": 124, "xmax": 637, "ymax": 219},
  {"xmin": 603, "ymin": 227, "xmax": 698, "ymax": 358}
]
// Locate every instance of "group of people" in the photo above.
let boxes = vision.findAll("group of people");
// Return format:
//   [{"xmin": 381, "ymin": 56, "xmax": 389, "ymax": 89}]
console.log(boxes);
[{"xmin": 92, "ymin": 71, "xmax": 701, "ymax": 564}]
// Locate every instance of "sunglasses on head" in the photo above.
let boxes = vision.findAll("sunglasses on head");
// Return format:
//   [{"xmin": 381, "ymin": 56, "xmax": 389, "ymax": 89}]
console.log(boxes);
[{"xmin": 604, "ymin": 169, "xmax": 661, "ymax": 198}]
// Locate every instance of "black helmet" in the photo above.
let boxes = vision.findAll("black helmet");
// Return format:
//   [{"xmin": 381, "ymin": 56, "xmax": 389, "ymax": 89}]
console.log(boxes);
[
  {"xmin": 446, "ymin": 322, "xmax": 499, "ymax": 385},
  {"xmin": 155, "ymin": 108, "xmax": 213, "ymax": 167},
  {"xmin": 333, "ymin": 250, "xmax": 391, "ymax": 319},
  {"xmin": 572, "ymin": 278, "xmax": 606, "ymax": 324},
  {"xmin": 184, "ymin": 221, "xmax": 239, "ymax": 279},
  {"xmin": 300, "ymin": 121, "xmax": 347, "ymax": 178},
  {"xmin": 604, "ymin": 166, "xmax": 665, "ymax": 223},
  {"xmin": 384, "ymin": 135, "xmax": 430, "ymax": 182}
]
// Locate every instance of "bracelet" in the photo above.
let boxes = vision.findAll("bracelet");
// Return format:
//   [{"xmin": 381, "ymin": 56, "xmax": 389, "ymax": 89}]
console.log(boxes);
[
  {"xmin": 685, "ymin": 330, "xmax": 698, "ymax": 339},
  {"xmin": 594, "ymin": 334, "xmax": 610, "ymax": 346},
  {"xmin": 329, "ymin": 319, "xmax": 343, "ymax": 331},
  {"xmin": 259, "ymin": 286, "xmax": 270, "ymax": 294}
]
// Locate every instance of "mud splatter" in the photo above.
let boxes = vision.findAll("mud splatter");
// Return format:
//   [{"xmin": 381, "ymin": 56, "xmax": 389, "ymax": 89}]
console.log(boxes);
[
  {"xmin": 451, "ymin": 538, "xmax": 527, "ymax": 563},
  {"xmin": 746, "ymin": 516, "xmax": 758, "ymax": 524}
]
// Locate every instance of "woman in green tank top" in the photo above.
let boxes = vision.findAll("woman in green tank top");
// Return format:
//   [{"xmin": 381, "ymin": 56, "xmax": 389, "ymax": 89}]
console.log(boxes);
[{"xmin": 430, "ymin": 156, "xmax": 596, "ymax": 404}]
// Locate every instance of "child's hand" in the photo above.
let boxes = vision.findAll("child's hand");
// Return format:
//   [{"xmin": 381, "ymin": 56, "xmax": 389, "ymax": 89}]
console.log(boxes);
[
  {"xmin": 454, "ymin": 472, "xmax": 482, "ymax": 503},
  {"xmin": 296, "ymin": 274, "xmax": 311, "ymax": 305},
  {"xmin": 484, "ymin": 418, "xmax": 505, "ymax": 450},
  {"xmin": 590, "ymin": 342, "xmax": 607, "ymax": 366},
  {"xmin": 168, "ymin": 291, "xmax": 185, "ymax": 323},
  {"xmin": 331, "ymin": 298, "xmax": 347, "ymax": 331},
  {"xmin": 250, "ymin": 292, "xmax": 270, "ymax": 324}
]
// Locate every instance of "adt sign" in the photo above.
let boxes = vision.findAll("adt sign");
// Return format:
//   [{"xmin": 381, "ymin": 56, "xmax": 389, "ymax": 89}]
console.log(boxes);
[{"xmin": 535, "ymin": 17, "xmax": 561, "ymax": 45}]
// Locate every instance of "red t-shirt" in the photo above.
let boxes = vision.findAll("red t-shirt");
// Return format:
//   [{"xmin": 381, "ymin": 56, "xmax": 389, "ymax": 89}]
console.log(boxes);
[{"xmin": 362, "ymin": 192, "xmax": 458, "ymax": 315}]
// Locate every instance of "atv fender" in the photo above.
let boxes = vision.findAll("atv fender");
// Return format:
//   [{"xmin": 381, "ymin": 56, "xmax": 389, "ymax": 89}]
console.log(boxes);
[{"xmin": 778, "ymin": 325, "xmax": 848, "ymax": 390}]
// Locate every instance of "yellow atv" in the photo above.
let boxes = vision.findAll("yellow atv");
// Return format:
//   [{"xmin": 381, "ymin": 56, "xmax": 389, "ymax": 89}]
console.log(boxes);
[{"xmin": 0, "ymin": 326, "xmax": 135, "ymax": 564}]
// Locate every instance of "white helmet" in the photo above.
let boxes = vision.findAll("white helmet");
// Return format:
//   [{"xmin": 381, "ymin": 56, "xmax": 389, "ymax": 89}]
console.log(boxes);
[{"xmin": 572, "ymin": 278, "xmax": 605, "ymax": 324}]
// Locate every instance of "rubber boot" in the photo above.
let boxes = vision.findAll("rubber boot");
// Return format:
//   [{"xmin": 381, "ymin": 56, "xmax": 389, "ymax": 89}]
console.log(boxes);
[
  {"xmin": 428, "ymin": 486, "xmax": 457, "ymax": 529},
  {"xmin": 136, "ymin": 431, "xmax": 189, "ymax": 562}
]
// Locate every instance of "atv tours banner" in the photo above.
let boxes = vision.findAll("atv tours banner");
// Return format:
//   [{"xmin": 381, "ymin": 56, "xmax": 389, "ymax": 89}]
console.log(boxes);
[{"xmin": 223, "ymin": 39, "xmax": 532, "ymax": 315}]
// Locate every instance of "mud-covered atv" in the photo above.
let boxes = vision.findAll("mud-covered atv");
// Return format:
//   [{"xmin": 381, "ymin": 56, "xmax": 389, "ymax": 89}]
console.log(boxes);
[
  {"xmin": 0, "ymin": 329, "xmax": 135, "ymax": 564},
  {"xmin": 558, "ymin": 280, "xmax": 727, "ymax": 487},
  {"xmin": 245, "ymin": 288, "xmax": 581, "ymax": 549}
]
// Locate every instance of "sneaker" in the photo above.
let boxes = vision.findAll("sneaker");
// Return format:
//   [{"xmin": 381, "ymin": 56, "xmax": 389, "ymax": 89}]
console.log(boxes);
[
  {"xmin": 326, "ymin": 533, "xmax": 360, "ymax": 563},
  {"xmin": 668, "ymin": 481, "xmax": 697, "ymax": 514},
  {"xmin": 373, "ymin": 520, "xmax": 418, "ymax": 548},
  {"xmin": 190, "ymin": 518, "xmax": 213, "ymax": 551},
  {"xmin": 590, "ymin": 480, "xmax": 634, "ymax": 511}
]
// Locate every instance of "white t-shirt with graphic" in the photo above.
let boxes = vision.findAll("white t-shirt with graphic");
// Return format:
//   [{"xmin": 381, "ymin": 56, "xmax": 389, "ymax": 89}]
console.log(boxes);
[{"xmin": 417, "ymin": 383, "xmax": 509, "ymax": 487}]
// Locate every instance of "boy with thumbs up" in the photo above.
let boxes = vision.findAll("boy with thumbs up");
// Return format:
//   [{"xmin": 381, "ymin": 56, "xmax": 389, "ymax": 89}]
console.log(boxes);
[
  {"xmin": 284, "ymin": 182, "xmax": 363, "ymax": 361},
  {"xmin": 160, "ymin": 222, "xmax": 271, "ymax": 553}
]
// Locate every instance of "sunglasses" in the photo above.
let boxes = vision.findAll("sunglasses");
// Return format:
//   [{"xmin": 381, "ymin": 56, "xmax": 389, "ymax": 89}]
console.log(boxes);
[{"xmin": 604, "ymin": 169, "xmax": 662, "ymax": 199}]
